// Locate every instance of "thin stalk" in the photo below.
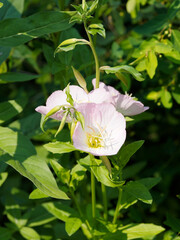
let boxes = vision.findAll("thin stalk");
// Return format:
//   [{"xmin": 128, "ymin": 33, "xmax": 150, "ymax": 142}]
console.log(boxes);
[
  {"xmin": 70, "ymin": 189, "xmax": 92, "ymax": 232},
  {"xmin": 112, "ymin": 187, "xmax": 123, "ymax": 224},
  {"xmin": 84, "ymin": 21, "xmax": 100, "ymax": 88},
  {"xmin": 91, "ymin": 169, "xmax": 96, "ymax": 220},
  {"xmin": 101, "ymin": 183, "xmax": 108, "ymax": 221}
]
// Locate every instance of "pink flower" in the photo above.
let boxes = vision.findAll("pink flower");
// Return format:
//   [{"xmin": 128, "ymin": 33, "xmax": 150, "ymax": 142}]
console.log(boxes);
[
  {"xmin": 92, "ymin": 79, "xmax": 149, "ymax": 116},
  {"xmin": 72, "ymin": 103, "xmax": 126, "ymax": 156},
  {"xmin": 35, "ymin": 86, "xmax": 88, "ymax": 122}
]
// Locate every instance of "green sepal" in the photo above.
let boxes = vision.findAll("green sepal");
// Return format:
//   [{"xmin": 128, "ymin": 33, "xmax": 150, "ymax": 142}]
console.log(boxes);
[
  {"xmin": 65, "ymin": 84, "xmax": 74, "ymax": 106},
  {"xmin": 55, "ymin": 111, "xmax": 68, "ymax": 137},
  {"xmin": 75, "ymin": 111, "xmax": 85, "ymax": 130},
  {"xmin": 72, "ymin": 66, "xmax": 88, "ymax": 92},
  {"xmin": 40, "ymin": 114, "xmax": 48, "ymax": 133},
  {"xmin": 45, "ymin": 105, "xmax": 62, "ymax": 120}
]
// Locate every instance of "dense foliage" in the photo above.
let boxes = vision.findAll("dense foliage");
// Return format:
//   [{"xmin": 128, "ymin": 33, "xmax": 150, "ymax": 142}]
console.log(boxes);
[{"xmin": 0, "ymin": 0, "xmax": 180, "ymax": 239}]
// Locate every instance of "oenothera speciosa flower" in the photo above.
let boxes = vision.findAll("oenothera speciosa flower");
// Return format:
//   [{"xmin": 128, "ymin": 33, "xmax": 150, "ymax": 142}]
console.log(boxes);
[
  {"xmin": 92, "ymin": 79, "xmax": 149, "ymax": 116},
  {"xmin": 35, "ymin": 85, "xmax": 113, "ymax": 122},
  {"xmin": 73, "ymin": 103, "xmax": 126, "ymax": 156}
]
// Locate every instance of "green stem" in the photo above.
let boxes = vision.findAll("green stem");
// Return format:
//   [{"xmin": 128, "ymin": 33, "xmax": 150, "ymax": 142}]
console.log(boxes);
[
  {"xmin": 112, "ymin": 187, "xmax": 123, "ymax": 224},
  {"xmin": 101, "ymin": 183, "xmax": 108, "ymax": 221},
  {"xmin": 91, "ymin": 169, "xmax": 96, "ymax": 220},
  {"xmin": 70, "ymin": 189, "xmax": 92, "ymax": 233},
  {"xmin": 84, "ymin": 21, "xmax": 100, "ymax": 88}
]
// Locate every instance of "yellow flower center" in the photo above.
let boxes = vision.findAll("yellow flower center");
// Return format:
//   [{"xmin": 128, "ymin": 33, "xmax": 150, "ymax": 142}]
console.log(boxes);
[{"xmin": 87, "ymin": 133, "xmax": 104, "ymax": 148}]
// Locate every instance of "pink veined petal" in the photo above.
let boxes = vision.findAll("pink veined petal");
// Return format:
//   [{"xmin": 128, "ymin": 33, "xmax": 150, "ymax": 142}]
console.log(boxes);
[
  {"xmin": 115, "ymin": 94, "xmax": 149, "ymax": 116},
  {"xmin": 92, "ymin": 78, "xmax": 106, "ymax": 89},
  {"xmin": 35, "ymin": 90, "xmax": 72, "ymax": 121},
  {"xmin": 73, "ymin": 103, "xmax": 126, "ymax": 156},
  {"xmin": 46, "ymin": 90, "xmax": 68, "ymax": 107},
  {"xmin": 88, "ymin": 88, "xmax": 113, "ymax": 104},
  {"xmin": 64, "ymin": 85, "xmax": 88, "ymax": 103}
]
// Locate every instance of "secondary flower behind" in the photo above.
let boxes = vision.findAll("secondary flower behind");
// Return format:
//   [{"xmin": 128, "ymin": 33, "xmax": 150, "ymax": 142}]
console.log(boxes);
[{"xmin": 73, "ymin": 103, "xmax": 126, "ymax": 156}]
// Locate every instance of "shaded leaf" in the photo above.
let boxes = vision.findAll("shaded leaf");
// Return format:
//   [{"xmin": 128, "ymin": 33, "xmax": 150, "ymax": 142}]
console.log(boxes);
[
  {"xmin": 0, "ymin": 11, "xmax": 73, "ymax": 47},
  {"xmin": 0, "ymin": 72, "xmax": 38, "ymax": 84}
]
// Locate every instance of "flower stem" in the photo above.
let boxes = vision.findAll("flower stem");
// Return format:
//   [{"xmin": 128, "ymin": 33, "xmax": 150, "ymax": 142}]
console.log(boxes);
[
  {"xmin": 91, "ymin": 169, "xmax": 96, "ymax": 220},
  {"xmin": 101, "ymin": 183, "xmax": 108, "ymax": 221},
  {"xmin": 112, "ymin": 187, "xmax": 123, "ymax": 224},
  {"xmin": 70, "ymin": 188, "xmax": 92, "ymax": 234},
  {"xmin": 84, "ymin": 21, "xmax": 100, "ymax": 88}
]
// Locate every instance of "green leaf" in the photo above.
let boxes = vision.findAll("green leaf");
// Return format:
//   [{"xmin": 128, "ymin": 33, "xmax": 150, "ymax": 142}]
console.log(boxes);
[
  {"xmin": 0, "ymin": 96, "xmax": 27, "ymax": 124},
  {"xmin": 0, "ymin": 2, "xmax": 3, "ymax": 8},
  {"xmin": 0, "ymin": 227, "xmax": 12, "ymax": 240},
  {"xmin": 88, "ymin": 23, "xmax": 106, "ymax": 38},
  {"xmin": 0, "ymin": 72, "xmax": 38, "ymax": 84},
  {"xmin": 123, "ymin": 181, "xmax": 152, "ymax": 204},
  {"xmin": 161, "ymin": 88, "xmax": 173, "ymax": 109},
  {"xmin": 0, "ymin": 11, "xmax": 73, "ymax": 47},
  {"xmin": 43, "ymin": 202, "xmax": 78, "ymax": 223},
  {"xmin": 55, "ymin": 38, "xmax": 89, "ymax": 54},
  {"xmin": 65, "ymin": 217, "xmax": 82, "ymax": 236},
  {"xmin": 0, "ymin": 0, "xmax": 24, "ymax": 20},
  {"xmin": 171, "ymin": 30, "xmax": 180, "ymax": 52},
  {"xmin": 137, "ymin": 177, "xmax": 161, "ymax": 190},
  {"xmin": 135, "ymin": 0, "xmax": 180, "ymax": 35},
  {"xmin": 2, "ymin": 154, "xmax": 69, "ymax": 200},
  {"xmin": 120, "ymin": 223, "xmax": 165, "ymax": 239},
  {"xmin": 20, "ymin": 227, "xmax": 40, "ymax": 240},
  {"xmin": 172, "ymin": 86, "xmax": 180, "ymax": 104},
  {"xmin": 0, "ymin": 127, "xmax": 69, "ymax": 199},
  {"xmin": 91, "ymin": 157, "xmax": 124, "ymax": 188},
  {"xmin": 29, "ymin": 189, "xmax": 49, "ymax": 199},
  {"xmin": 111, "ymin": 140, "xmax": 144, "ymax": 170},
  {"xmin": 70, "ymin": 163, "xmax": 87, "ymax": 190},
  {"xmin": 0, "ymin": 126, "xmax": 36, "ymax": 159},
  {"xmin": 27, "ymin": 205, "xmax": 56, "ymax": 227},
  {"xmin": 44, "ymin": 141, "xmax": 76, "ymax": 154},
  {"xmin": 50, "ymin": 160, "xmax": 70, "ymax": 185},
  {"xmin": 164, "ymin": 214, "xmax": 180, "ymax": 232},
  {"xmin": 87, "ymin": 0, "xmax": 99, "ymax": 15},
  {"xmin": 0, "ymin": 172, "xmax": 8, "ymax": 187},
  {"xmin": 100, "ymin": 65, "xmax": 144, "ymax": 82},
  {"xmin": 146, "ymin": 51, "xmax": 158, "ymax": 79}
]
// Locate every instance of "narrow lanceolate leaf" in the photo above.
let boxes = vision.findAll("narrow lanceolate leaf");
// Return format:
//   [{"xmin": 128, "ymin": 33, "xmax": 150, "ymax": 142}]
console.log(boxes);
[
  {"xmin": 0, "ymin": 97, "xmax": 27, "ymax": 124},
  {"xmin": 44, "ymin": 141, "xmax": 76, "ymax": 154},
  {"xmin": 120, "ymin": 223, "xmax": 165, "ymax": 239},
  {"xmin": 100, "ymin": 65, "xmax": 144, "ymax": 82},
  {"xmin": 0, "ymin": 72, "xmax": 38, "ymax": 84},
  {"xmin": 0, "ymin": 11, "xmax": 73, "ymax": 47},
  {"xmin": 55, "ymin": 38, "xmax": 89, "ymax": 54}
]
